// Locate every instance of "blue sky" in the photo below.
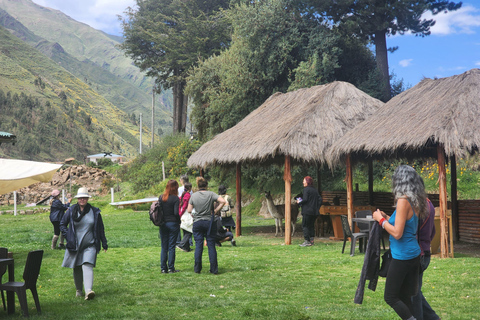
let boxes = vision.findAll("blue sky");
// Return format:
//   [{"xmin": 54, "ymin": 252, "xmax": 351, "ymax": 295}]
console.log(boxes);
[{"xmin": 32, "ymin": 0, "xmax": 480, "ymax": 88}]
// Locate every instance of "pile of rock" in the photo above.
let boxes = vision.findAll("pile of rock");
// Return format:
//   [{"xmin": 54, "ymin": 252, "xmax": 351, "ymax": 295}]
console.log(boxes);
[{"xmin": 0, "ymin": 165, "xmax": 114, "ymax": 206}]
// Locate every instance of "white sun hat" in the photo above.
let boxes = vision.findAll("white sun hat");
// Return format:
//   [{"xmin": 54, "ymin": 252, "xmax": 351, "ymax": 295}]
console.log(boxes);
[{"xmin": 74, "ymin": 187, "xmax": 91, "ymax": 198}]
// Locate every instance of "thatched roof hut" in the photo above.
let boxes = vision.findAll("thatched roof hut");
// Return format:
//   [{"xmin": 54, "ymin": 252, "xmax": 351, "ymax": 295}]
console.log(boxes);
[
  {"xmin": 329, "ymin": 68, "xmax": 480, "ymax": 258},
  {"xmin": 188, "ymin": 81, "xmax": 384, "ymax": 169},
  {"xmin": 188, "ymin": 81, "xmax": 384, "ymax": 244},
  {"xmin": 329, "ymin": 68, "xmax": 480, "ymax": 163}
]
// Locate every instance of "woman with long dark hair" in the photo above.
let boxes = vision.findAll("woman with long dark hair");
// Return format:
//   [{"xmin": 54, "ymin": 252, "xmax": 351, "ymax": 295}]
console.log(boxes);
[
  {"xmin": 373, "ymin": 165, "xmax": 428, "ymax": 320},
  {"xmin": 159, "ymin": 179, "xmax": 180, "ymax": 273}
]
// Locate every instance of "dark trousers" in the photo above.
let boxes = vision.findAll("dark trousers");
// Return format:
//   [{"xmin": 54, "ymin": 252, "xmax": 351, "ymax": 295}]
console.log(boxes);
[
  {"xmin": 412, "ymin": 254, "xmax": 440, "ymax": 320},
  {"xmin": 160, "ymin": 222, "xmax": 180, "ymax": 271},
  {"xmin": 178, "ymin": 229, "xmax": 192, "ymax": 251},
  {"xmin": 193, "ymin": 219, "xmax": 218, "ymax": 274},
  {"xmin": 302, "ymin": 214, "xmax": 317, "ymax": 241},
  {"xmin": 384, "ymin": 256, "xmax": 420, "ymax": 320},
  {"xmin": 52, "ymin": 221, "xmax": 61, "ymax": 236}
]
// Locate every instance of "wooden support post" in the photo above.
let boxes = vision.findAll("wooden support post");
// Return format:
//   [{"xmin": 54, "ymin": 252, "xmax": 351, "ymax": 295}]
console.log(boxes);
[
  {"xmin": 346, "ymin": 154, "xmax": 353, "ymax": 228},
  {"xmin": 450, "ymin": 155, "xmax": 459, "ymax": 241},
  {"xmin": 437, "ymin": 146, "xmax": 450, "ymax": 258},
  {"xmin": 236, "ymin": 163, "xmax": 242, "ymax": 237},
  {"xmin": 316, "ymin": 164, "xmax": 322, "ymax": 194},
  {"xmin": 368, "ymin": 159, "xmax": 374, "ymax": 205},
  {"xmin": 284, "ymin": 155, "xmax": 292, "ymax": 245}
]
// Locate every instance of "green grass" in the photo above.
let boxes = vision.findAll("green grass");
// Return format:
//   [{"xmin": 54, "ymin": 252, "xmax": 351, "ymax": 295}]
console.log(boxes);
[{"xmin": 1, "ymin": 205, "xmax": 479, "ymax": 319}]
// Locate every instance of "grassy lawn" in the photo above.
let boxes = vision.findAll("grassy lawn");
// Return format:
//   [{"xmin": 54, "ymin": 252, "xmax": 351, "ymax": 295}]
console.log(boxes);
[{"xmin": 1, "ymin": 205, "xmax": 479, "ymax": 319}]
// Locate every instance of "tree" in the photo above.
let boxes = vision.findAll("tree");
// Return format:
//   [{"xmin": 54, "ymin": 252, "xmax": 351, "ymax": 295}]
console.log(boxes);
[
  {"xmin": 313, "ymin": 0, "xmax": 462, "ymax": 102},
  {"xmin": 120, "ymin": 0, "xmax": 231, "ymax": 133},
  {"xmin": 186, "ymin": 0, "xmax": 379, "ymax": 140}
]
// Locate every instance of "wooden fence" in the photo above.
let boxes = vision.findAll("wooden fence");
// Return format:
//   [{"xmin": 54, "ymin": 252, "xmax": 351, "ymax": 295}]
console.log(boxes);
[{"xmin": 321, "ymin": 191, "xmax": 480, "ymax": 244}]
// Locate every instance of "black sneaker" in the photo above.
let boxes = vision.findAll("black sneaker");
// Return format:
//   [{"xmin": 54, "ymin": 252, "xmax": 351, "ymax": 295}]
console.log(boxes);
[
  {"xmin": 231, "ymin": 239, "xmax": 237, "ymax": 246},
  {"xmin": 169, "ymin": 269, "xmax": 180, "ymax": 273},
  {"xmin": 161, "ymin": 270, "xmax": 168, "ymax": 274}
]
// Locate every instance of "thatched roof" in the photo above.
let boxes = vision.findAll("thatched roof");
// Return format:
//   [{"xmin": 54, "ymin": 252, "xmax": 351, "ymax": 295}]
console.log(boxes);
[
  {"xmin": 328, "ymin": 69, "xmax": 480, "ymax": 165},
  {"xmin": 188, "ymin": 81, "xmax": 384, "ymax": 168}
]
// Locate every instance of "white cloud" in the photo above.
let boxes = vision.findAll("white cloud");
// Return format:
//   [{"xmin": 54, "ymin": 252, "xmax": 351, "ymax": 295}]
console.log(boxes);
[
  {"xmin": 32, "ymin": 0, "xmax": 136, "ymax": 35},
  {"xmin": 399, "ymin": 59, "xmax": 413, "ymax": 67},
  {"xmin": 475, "ymin": 61, "xmax": 480, "ymax": 66},
  {"xmin": 423, "ymin": 4, "xmax": 480, "ymax": 35}
]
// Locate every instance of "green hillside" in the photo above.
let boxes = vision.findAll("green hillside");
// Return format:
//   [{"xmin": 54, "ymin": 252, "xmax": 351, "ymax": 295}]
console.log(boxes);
[
  {"xmin": 0, "ymin": 25, "xmax": 147, "ymax": 161},
  {"xmin": 0, "ymin": 0, "xmax": 173, "ymax": 131}
]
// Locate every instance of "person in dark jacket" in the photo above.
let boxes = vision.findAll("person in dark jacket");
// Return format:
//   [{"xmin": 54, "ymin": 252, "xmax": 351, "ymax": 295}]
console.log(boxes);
[
  {"xmin": 60, "ymin": 187, "xmax": 108, "ymax": 301},
  {"xmin": 159, "ymin": 179, "xmax": 181, "ymax": 273},
  {"xmin": 297, "ymin": 176, "xmax": 321, "ymax": 246},
  {"xmin": 412, "ymin": 198, "xmax": 440, "ymax": 320},
  {"xmin": 50, "ymin": 189, "xmax": 71, "ymax": 249}
]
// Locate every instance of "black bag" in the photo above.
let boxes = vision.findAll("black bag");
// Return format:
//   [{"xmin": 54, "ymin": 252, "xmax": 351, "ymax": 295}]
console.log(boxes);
[
  {"xmin": 379, "ymin": 249, "xmax": 392, "ymax": 277},
  {"xmin": 149, "ymin": 198, "xmax": 165, "ymax": 226}
]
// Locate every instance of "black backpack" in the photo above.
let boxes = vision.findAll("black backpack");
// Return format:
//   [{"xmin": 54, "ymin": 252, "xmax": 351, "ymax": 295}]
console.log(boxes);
[{"xmin": 149, "ymin": 197, "xmax": 165, "ymax": 226}]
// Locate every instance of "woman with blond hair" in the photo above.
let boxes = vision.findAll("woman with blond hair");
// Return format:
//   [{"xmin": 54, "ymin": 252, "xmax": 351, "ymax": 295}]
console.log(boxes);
[
  {"xmin": 158, "ymin": 179, "xmax": 181, "ymax": 273},
  {"xmin": 373, "ymin": 165, "xmax": 428, "ymax": 320}
]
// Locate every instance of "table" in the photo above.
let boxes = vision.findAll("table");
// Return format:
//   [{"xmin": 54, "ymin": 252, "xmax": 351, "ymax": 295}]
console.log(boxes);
[
  {"xmin": 0, "ymin": 258, "xmax": 14, "ymax": 314},
  {"xmin": 352, "ymin": 217, "xmax": 376, "ymax": 233},
  {"xmin": 319, "ymin": 205, "xmax": 375, "ymax": 240}
]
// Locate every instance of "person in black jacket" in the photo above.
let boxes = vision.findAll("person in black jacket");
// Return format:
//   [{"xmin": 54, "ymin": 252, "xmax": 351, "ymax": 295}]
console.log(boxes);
[
  {"xmin": 60, "ymin": 187, "xmax": 108, "ymax": 300},
  {"xmin": 297, "ymin": 176, "xmax": 321, "ymax": 247},
  {"xmin": 50, "ymin": 189, "xmax": 71, "ymax": 249},
  {"xmin": 159, "ymin": 179, "xmax": 181, "ymax": 273}
]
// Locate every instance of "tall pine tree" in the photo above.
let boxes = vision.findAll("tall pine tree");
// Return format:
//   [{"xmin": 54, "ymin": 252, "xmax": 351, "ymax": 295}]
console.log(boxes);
[
  {"xmin": 312, "ymin": 0, "xmax": 462, "ymax": 102},
  {"xmin": 120, "ymin": 0, "xmax": 231, "ymax": 133}
]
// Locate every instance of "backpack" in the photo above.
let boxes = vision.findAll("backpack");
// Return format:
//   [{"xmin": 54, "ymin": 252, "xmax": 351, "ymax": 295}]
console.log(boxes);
[
  {"xmin": 149, "ymin": 198, "xmax": 165, "ymax": 226},
  {"xmin": 220, "ymin": 195, "xmax": 231, "ymax": 218}
]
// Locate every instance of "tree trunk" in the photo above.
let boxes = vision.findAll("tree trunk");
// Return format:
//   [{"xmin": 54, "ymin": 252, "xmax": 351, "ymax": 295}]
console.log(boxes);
[
  {"xmin": 374, "ymin": 30, "xmax": 391, "ymax": 102},
  {"xmin": 172, "ymin": 81, "xmax": 187, "ymax": 133}
]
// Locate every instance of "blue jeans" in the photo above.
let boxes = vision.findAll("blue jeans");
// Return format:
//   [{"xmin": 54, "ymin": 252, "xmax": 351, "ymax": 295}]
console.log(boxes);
[
  {"xmin": 193, "ymin": 219, "xmax": 218, "ymax": 274},
  {"xmin": 412, "ymin": 254, "xmax": 440, "ymax": 320},
  {"xmin": 160, "ymin": 222, "xmax": 180, "ymax": 271}
]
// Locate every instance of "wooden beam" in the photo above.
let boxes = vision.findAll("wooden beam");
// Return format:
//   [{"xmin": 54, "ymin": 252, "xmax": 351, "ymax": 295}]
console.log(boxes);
[
  {"xmin": 368, "ymin": 159, "xmax": 374, "ymax": 205},
  {"xmin": 346, "ymin": 154, "xmax": 353, "ymax": 228},
  {"xmin": 284, "ymin": 155, "xmax": 292, "ymax": 245},
  {"xmin": 236, "ymin": 163, "xmax": 242, "ymax": 237},
  {"xmin": 450, "ymin": 155, "xmax": 459, "ymax": 241},
  {"xmin": 437, "ymin": 145, "xmax": 450, "ymax": 258}
]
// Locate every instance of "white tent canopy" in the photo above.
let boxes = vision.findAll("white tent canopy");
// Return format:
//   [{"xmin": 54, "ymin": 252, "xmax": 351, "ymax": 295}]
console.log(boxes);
[{"xmin": 0, "ymin": 158, "xmax": 62, "ymax": 195}]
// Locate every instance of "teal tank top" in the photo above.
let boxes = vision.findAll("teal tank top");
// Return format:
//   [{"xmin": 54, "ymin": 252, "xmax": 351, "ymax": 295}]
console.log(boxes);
[{"xmin": 389, "ymin": 207, "xmax": 420, "ymax": 260}]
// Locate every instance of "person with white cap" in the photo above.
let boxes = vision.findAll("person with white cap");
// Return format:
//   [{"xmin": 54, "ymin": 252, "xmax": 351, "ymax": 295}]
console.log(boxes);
[
  {"xmin": 49, "ymin": 189, "xmax": 72, "ymax": 249},
  {"xmin": 60, "ymin": 187, "xmax": 108, "ymax": 300}
]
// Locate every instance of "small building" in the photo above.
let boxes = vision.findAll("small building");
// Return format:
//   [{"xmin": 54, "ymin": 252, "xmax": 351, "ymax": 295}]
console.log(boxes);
[
  {"xmin": 0, "ymin": 131, "xmax": 16, "ymax": 145},
  {"xmin": 86, "ymin": 152, "xmax": 124, "ymax": 164}
]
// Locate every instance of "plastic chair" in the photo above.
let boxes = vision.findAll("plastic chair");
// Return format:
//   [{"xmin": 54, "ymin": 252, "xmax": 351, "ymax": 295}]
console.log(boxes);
[
  {"xmin": 354, "ymin": 210, "xmax": 386, "ymax": 250},
  {"xmin": 341, "ymin": 215, "xmax": 368, "ymax": 256},
  {"xmin": 0, "ymin": 247, "xmax": 8, "ymax": 311},
  {"xmin": 0, "ymin": 250, "xmax": 43, "ymax": 317}
]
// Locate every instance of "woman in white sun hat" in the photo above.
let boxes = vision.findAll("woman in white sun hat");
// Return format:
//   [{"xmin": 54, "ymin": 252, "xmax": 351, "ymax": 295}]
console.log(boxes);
[{"xmin": 60, "ymin": 187, "xmax": 108, "ymax": 301}]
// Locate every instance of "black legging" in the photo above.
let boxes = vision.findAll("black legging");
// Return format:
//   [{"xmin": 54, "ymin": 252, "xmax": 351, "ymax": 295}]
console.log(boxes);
[
  {"xmin": 52, "ymin": 221, "xmax": 61, "ymax": 236},
  {"xmin": 384, "ymin": 256, "xmax": 420, "ymax": 319},
  {"xmin": 302, "ymin": 214, "xmax": 317, "ymax": 241}
]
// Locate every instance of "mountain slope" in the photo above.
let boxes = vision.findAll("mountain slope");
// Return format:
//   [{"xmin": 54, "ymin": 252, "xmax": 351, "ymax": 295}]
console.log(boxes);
[
  {"xmin": 0, "ymin": 0, "xmax": 173, "ymax": 131},
  {"xmin": 0, "ymin": 25, "xmax": 146, "ymax": 161}
]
